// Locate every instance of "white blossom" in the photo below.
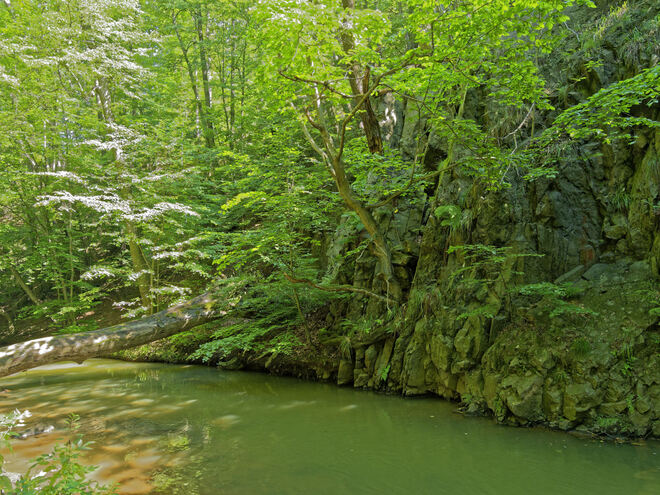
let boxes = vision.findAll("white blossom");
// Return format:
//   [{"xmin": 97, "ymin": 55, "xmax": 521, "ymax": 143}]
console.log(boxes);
[
  {"xmin": 128, "ymin": 269, "xmax": 151, "ymax": 282},
  {"xmin": 80, "ymin": 267, "xmax": 115, "ymax": 280}
]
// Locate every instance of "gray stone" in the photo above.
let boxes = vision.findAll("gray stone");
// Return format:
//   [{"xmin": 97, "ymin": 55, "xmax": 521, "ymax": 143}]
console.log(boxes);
[
  {"xmin": 483, "ymin": 373, "xmax": 501, "ymax": 410},
  {"xmin": 501, "ymin": 374, "xmax": 544, "ymax": 422},
  {"xmin": 563, "ymin": 383, "xmax": 600, "ymax": 421},
  {"xmin": 582, "ymin": 263, "xmax": 611, "ymax": 282},
  {"xmin": 554, "ymin": 265, "xmax": 587, "ymax": 284},
  {"xmin": 353, "ymin": 372, "xmax": 369, "ymax": 388},
  {"xmin": 430, "ymin": 333, "xmax": 453, "ymax": 371},
  {"xmin": 337, "ymin": 358, "xmax": 354, "ymax": 386},
  {"xmin": 604, "ymin": 224, "xmax": 627, "ymax": 240},
  {"xmin": 599, "ymin": 401, "xmax": 627, "ymax": 415},
  {"xmin": 364, "ymin": 344, "xmax": 379, "ymax": 374},
  {"xmin": 543, "ymin": 386, "xmax": 563, "ymax": 420}
]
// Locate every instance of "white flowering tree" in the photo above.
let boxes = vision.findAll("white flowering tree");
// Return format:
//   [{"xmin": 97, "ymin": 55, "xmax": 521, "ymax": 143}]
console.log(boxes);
[{"xmin": 0, "ymin": 0, "xmax": 214, "ymax": 331}]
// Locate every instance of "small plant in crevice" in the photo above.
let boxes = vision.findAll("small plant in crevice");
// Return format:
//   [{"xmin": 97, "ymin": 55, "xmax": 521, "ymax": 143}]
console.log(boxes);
[
  {"xmin": 605, "ymin": 187, "xmax": 631, "ymax": 212},
  {"xmin": 553, "ymin": 368, "xmax": 569, "ymax": 385},
  {"xmin": 457, "ymin": 303, "xmax": 500, "ymax": 321},
  {"xmin": 516, "ymin": 282, "xmax": 597, "ymax": 319},
  {"xmin": 630, "ymin": 287, "xmax": 660, "ymax": 318},
  {"xmin": 339, "ymin": 335, "xmax": 352, "ymax": 360},
  {"xmin": 447, "ymin": 244, "xmax": 542, "ymax": 319},
  {"xmin": 595, "ymin": 415, "xmax": 620, "ymax": 430},
  {"xmin": 378, "ymin": 364, "xmax": 391, "ymax": 383},
  {"xmin": 433, "ymin": 204, "xmax": 462, "ymax": 231},
  {"xmin": 625, "ymin": 395, "xmax": 635, "ymax": 415},
  {"xmin": 570, "ymin": 337, "xmax": 592, "ymax": 358},
  {"xmin": 611, "ymin": 337, "xmax": 637, "ymax": 378}
]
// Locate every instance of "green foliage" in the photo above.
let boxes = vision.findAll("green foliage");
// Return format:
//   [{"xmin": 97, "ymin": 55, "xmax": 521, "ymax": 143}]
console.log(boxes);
[
  {"xmin": 378, "ymin": 364, "xmax": 391, "ymax": 383},
  {"xmin": 605, "ymin": 187, "xmax": 632, "ymax": 212},
  {"xmin": 517, "ymin": 282, "xmax": 596, "ymax": 318},
  {"xmin": 543, "ymin": 64, "xmax": 660, "ymax": 145},
  {"xmin": 517, "ymin": 282, "xmax": 583, "ymax": 299},
  {"xmin": 630, "ymin": 288, "xmax": 660, "ymax": 318},
  {"xmin": 446, "ymin": 244, "xmax": 544, "ymax": 321},
  {"xmin": 189, "ymin": 276, "xmax": 326, "ymax": 363},
  {"xmin": 595, "ymin": 415, "xmax": 620, "ymax": 430},
  {"xmin": 1, "ymin": 412, "xmax": 116, "ymax": 495},
  {"xmin": 0, "ymin": 0, "xmax": 653, "ymax": 388},
  {"xmin": 433, "ymin": 205, "xmax": 462, "ymax": 231},
  {"xmin": 570, "ymin": 338, "xmax": 592, "ymax": 357},
  {"xmin": 457, "ymin": 304, "xmax": 500, "ymax": 322},
  {"xmin": 164, "ymin": 434, "xmax": 190, "ymax": 453},
  {"xmin": 449, "ymin": 245, "xmax": 539, "ymax": 287}
]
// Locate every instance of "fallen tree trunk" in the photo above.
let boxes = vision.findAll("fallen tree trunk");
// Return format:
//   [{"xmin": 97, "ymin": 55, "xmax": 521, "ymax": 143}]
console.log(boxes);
[{"xmin": 0, "ymin": 292, "xmax": 222, "ymax": 379}]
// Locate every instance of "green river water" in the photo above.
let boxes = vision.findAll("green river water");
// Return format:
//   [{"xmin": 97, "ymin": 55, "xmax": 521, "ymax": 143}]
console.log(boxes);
[{"xmin": 1, "ymin": 359, "xmax": 658, "ymax": 494}]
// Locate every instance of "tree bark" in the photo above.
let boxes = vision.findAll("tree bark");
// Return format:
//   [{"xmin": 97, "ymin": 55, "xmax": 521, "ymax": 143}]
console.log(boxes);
[
  {"xmin": 330, "ymin": 157, "xmax": 401, "ymax": 301},
  {"xmin": 8, "ymin": 265, "xmax": 42, "ymax": 305},
  {"xmin": 0, "ymin": 292, "xmax": 221, "ymax": 379},
  {"xmin": 173, "ymin": 10, "xmax": 214, "ymax": 148},
  {"xmin": 125, "ymin": 221, "xmax": 152, "ymax": 313},
  {"xmin": 340, "ymin": 0, "xmax": 383, "ymax": 154},
  {"xmin": 194, "ymin": 5, "xmax": 216, "ymax": 148}
]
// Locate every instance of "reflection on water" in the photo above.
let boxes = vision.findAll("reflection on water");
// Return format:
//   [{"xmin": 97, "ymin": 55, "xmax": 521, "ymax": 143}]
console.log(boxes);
[{"xmin": 1, "ymin": 359, "xmax": 658, "ymax": 495}]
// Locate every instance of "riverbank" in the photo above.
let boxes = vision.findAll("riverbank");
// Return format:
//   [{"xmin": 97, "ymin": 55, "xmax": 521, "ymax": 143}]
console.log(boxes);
[{"xmin": 116, "ymin": 259, "xmax": 660, "ymax": 442}]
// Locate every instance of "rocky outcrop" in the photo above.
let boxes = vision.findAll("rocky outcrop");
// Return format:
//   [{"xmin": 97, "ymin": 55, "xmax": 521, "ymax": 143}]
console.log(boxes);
[
  {"xmin": 318, "ymin": 1, "xmax": 660, "ymax": 438},
  {"xmin": 126, "ymin": 1, "xmax": 660, "ymax": 439}
]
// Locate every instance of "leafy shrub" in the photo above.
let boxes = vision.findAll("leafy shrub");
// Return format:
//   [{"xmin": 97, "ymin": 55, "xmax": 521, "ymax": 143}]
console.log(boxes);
[
  {"xmin": 517, "ymin": 282, "xmax": 596, "ymax": 318},
  {"xmin": 1, "ymin": 412, "xmax": 116, "ymax": 495}
]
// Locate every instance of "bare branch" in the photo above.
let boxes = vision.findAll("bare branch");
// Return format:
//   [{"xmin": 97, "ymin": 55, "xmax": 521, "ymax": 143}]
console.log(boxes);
[{"xmin": 278, "ymin": 70, "xmax": 353, "ymax": 99}]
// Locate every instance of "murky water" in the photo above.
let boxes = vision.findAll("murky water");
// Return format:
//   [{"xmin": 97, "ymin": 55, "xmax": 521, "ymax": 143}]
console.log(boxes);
[{"xmin": 1, "ymin": 359, "xmax": 658, "ymax": 494}]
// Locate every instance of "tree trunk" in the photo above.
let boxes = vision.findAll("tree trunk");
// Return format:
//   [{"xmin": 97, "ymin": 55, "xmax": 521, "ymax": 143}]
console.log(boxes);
[
  {"xmin": 125, "ymin": 221, "xmax": 152, "ymax": 314},
  {"xmin": 8, "ymin": 265, "xmax": 42, "ymax": 305},
  {"xmin": 0, "ymin": 292, "xmax": 221, "ymax": 379},
  {"xmin": 194, "ymin": 5, "xmax": 215, "ymax": 148},
  {"xmin": 0, "ymin": 307, "xmax": 14, "ymax": 334},
  {"xmin": 331, "ymin": 157, "xmax": 401, "ymax": 301},
  {"xmin": 173, "ymin": 11, "xmax": 214, "ymax": 148},
  {"xmin": 340, "ymin": 0, "xmax": 383, "ymax": 154}
]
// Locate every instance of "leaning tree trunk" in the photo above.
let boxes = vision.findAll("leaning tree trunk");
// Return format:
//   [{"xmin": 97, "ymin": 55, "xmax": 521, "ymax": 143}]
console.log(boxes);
[{"xmin": 0, "ymin": 292, "xmax": 222, "ymax": 379}]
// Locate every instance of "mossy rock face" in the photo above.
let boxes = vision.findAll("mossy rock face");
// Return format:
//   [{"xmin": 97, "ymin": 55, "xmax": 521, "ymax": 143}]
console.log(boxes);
[
  {"xmin": 542, "ymin": 384, "xmax": 563, "ymax": 421},
  {"xmin": 454, "ymin": 319, "xmax": 487, "ymax": 362},
  {"xmin": 364, "ymin": 344, "xmax": 379, "ymax": 375},
  {"xmin": 563, "ymin": 383, "xmax": 601, "ymax": 421},
  {"xmin": 337, "ymin": 358, "xmax": 354, "ymax": 386},
  {"xmin": 500, "ymin": 374, "xmax": 545, "ymax": 422},
  {"xmin": 483, "ymin": 373, "xmax": 501, "ymax": 411},
  {"xmin": 430, "ymin": 333, "xmax": 453, "ymax": 371}
]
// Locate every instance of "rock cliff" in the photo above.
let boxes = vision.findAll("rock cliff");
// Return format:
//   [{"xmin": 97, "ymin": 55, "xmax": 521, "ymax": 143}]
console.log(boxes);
[{"xmin": 125, "ymin": 1, "xmax": 660, "ymax": 438}]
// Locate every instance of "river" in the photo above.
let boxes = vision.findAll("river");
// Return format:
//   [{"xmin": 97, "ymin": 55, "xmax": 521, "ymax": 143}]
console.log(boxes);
[{"xmin": 1, "ymin": 359, "xmax": 658, "ymax": 494}]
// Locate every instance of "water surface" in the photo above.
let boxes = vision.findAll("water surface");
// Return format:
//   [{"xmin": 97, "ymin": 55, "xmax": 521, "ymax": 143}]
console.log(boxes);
[{"xmin": 1, "ymin": 359, "xmax": 658, "ymax": 494}]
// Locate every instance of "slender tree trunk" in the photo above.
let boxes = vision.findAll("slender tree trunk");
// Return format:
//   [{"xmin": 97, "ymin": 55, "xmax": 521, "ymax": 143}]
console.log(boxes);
[
  {"xmin": 298, "ymin": 99, "xmax": 400, "ymax": 301},
  {"xmin": 125, "ymin": 222, "xmax": 152, "ymax": 314},
  {"xmin": 0, "ymin": 307, "xmax": 14, "ymax": 334},
  {"xmin": 340, "ymin": 0, "xmax": 383, "ymax": 154},
  {"xmin": 331, "ymin": 157, "xmax": 401, "ymax": 301},
  {"xmin": 229, "ymin": 21, "xmax": 236, "ymax": 139},
  {"xmin": 173, "ymin": 11, "xmax": 213, "ymax": 148},
  {"xmin": 8, "ymin": 265, "xmax": 41, "ymax": 305},
  {"xmin": 219, "ymin": 48, "xmax": 230, "ymax": 139},
  {"xmin": 68, "ymin": 210, "xmax": 74, "ymax": 304},
  {"xmin": 194, "ymin": 5, "xmax": 215, "ymax": 148},
  {"xmin": 0, "ymin": 293, "xmax": 220, "ymax": 378}
]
